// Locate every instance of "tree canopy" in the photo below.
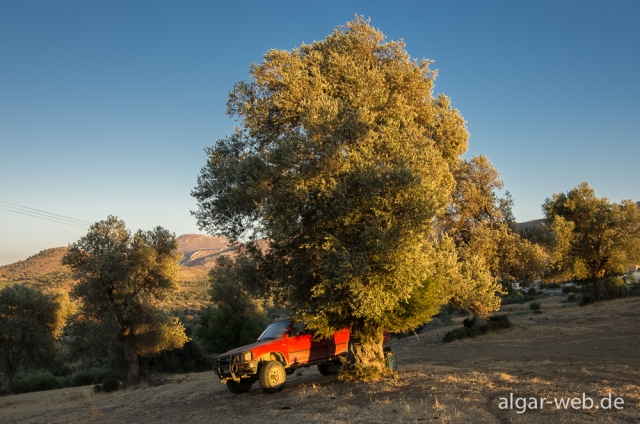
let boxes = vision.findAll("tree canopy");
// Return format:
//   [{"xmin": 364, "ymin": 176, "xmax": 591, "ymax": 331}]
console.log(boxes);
[
  {"xmin": 438, "ymin": 156, "xmax": 546, "ymax": 321},
  {"xmin": 62, "ymin": 216, "xmax": 188, "ymax": 385},
  {"xmin": 192, "ymin": 18, "xmax": 477, "ymax": 368},
  {"xmin": 0, "ymin": 284, "xmax": 71, "ymax": 394},
  {"xmin": 196, "ymin": 255, "xmax": 269, "ymax": 353},
  {"xmin": 543, "ymin": 182, "xmax": 640, "ymax": 297},
  {"xmin": 440, "ymin": 155, "xmax": 515, "ymax": 244}
]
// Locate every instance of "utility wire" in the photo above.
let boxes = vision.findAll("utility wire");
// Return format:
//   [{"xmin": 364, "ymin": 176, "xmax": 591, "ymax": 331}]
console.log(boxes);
[
  {"xmin": 0, "ymin": 203, "xmax": 89, "ymax": 230},
  {"xmin": 0, "ymin": 206, "xmax": 89, "ymax": 229},
  {"xmin": 0, "ymin": 206, "xmax": 88, "ymax": 227},
  {"xmin": 0, "ymin": 200, "xmax": 91, "ymax": 224}
]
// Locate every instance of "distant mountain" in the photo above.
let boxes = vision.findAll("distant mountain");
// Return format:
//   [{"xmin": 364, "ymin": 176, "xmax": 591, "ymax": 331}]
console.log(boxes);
[
  {"xmin": 0, "ymin": 234, "xmax": 237, "ymax": 288},
  {"xmin": 516, "ymin": 218, "xmax": 546, "ymax": 229},
  {"xmin": 176, "ymin": 234, "xmax": 236, "ymax": 279}
]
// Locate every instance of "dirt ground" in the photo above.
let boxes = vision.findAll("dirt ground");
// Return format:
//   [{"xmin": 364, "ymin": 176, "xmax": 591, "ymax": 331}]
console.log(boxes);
[{"xmin": 2, "ymin": 295, "xmax": 639, "ymax": 423}]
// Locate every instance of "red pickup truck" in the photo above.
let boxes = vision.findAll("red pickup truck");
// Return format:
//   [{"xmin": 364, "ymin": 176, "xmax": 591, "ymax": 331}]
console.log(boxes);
[{"xmin": 214, "ymin": 319, "xmax": 350, "ymax": 394}]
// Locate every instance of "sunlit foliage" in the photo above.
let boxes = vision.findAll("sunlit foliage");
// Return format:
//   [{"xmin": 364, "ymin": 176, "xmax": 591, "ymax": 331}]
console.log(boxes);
[
  {"xmin": 543, "ymin": 182, "xmax": 640, "ymax": 298},
  {"xmin": 192, "ymin": 17, "xmax": 472, "ymax": 368},
  {"xmin": 63, "ymin": 216, "xmax": 189, "ymax": 385}
]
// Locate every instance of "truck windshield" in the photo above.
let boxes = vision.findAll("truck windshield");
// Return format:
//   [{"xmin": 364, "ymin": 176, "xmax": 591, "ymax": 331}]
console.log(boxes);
[{"xmin": 258, "ymin": 320, "xmax": 291, "ymax": 341}]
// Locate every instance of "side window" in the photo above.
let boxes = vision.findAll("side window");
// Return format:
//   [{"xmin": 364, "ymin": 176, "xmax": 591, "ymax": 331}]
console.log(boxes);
[{"xmin": 289, "ymin": 321, "xmax": 306, "ymax": 337}]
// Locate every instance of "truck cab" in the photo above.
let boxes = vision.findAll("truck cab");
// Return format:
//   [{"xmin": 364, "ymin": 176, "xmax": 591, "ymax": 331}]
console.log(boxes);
[{"xmin": 214, "ymin": 319, "xmax": 349, "ymax": 394}]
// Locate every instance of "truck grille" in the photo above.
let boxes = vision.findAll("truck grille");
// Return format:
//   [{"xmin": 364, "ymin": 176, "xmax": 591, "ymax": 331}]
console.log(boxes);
[{"xmin": 218, "ymin": 355, "xmax": 230, "ymax": 367}]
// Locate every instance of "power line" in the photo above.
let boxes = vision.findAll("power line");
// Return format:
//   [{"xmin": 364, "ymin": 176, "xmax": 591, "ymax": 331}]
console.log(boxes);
[
  {"xmin": 0, "ymin": 203, "xmax": 89, "ymax": 230},
  {"xmin": 0, "ymin": 200, "xmax": 91, "ymax": 224}
]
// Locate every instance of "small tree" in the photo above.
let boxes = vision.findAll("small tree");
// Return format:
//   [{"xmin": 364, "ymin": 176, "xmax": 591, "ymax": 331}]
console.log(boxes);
[
  {"xmin": 62, "ymin": 216, "xmax": 189, "ymax": 385},
  {"xmin": 439, "ymin": 156, "xmax": 547, "ymax": 324},
  {"xmin": 543, "ymin": 182, "xmax": 640, "ymax": 298},
  {"xmin": 196, "ymin": 255, "xmax": 269, "ymax": 353},
  {"xmin": 0, "ymin": 284, "xmax": 70, "ymax": 394}
]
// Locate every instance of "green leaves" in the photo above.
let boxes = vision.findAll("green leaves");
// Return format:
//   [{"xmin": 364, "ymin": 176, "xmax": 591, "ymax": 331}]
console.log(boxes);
[
  {"xmin": 62, "ymin": 216, "xmax": 187, "ymax": 375},
  {"xmin": 544, "ymin": 182, "xmax": 640, "ymax": 281},
  {"xmin": 0, "ymin": 284, "xmax": 71, "ymax": 391},
  {"xmin": 193, "ymin": 18, "xmax": 471, "ymax": 341},
  {"xmin": 200, "ymin": 254, "xmax": 270, "ymax": 353}
]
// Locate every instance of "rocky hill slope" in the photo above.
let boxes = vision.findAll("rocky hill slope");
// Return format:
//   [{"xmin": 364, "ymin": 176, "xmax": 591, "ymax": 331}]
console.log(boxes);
[{"xmin": 0, "ymin": 234, "xmax": 238, "ymax": 308}]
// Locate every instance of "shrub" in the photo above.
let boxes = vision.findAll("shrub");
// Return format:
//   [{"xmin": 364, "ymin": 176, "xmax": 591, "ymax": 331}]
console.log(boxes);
[
  {"xmin": 603, "ymin": 277, "xmax": 626, "ymax": 299},
  {"xmin": 442, "ymin": 328, "xmax": 469, "ymax": 343},
  {"xmin": 562, "ymin": 285, "xmax": 579, "ymax": 294},
  {"xmin": 579, "ymin": 292, "xmax": 596, "ymax": 306},
  {"xmin": 462, "ymin": 317, "xmax": 473, "ymax": 329},
  {"xmin": 72, "ymin": 367, "xmax": 122, "ymax": 387},
  {"xmin": 100, "ymin": 377, "xmax": 120, "ymax": 392},
  {"xmin": 501, "ymin": 292, "xmax": 525, "ymax": 305},
  {"xmin": 545, "ymin": 282, "xmax": 561, "ymax": 289},
  {"xmin": 438, "ymin": 312, "xmax": 453, "ymax": 326},
  {"xmin": 52, "ymin": 364, "xmax": 73, "ymax": 377},
  {"xmin": 441, "ymin": 304, "xmax": 456, "ymax": 316},
  {"xmin": 9, "ymin": 371, "xmax": 61, "ymax": 394},
  {"xmin": 488, "ymin": 314, "xmax": 512, "ymax": 329},
  {"xmin": 140, "ymin": 340, "xmax": 212, "ymax": 374},
  {"xmin": 529, "ymin": 302, "xmax": 541, "ymax": 311},
  {"xmin": 443, "ymin": 315, "xmax": 511, "ymax": 342},
  {"xmin": 567, "ymin": 293, "xmax": 578, "ymax": 302},
  {"xmin": 527, "ymin": 287, "xmax": 537, "ymax": 296},
  {"xmin": 627, "ymin": 283, "xmax": 640, "ymax": 297}
]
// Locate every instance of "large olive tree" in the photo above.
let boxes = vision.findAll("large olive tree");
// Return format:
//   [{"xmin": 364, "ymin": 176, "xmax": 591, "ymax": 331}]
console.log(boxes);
[
  {"xmin": 192, "ymin": 18, "xmax": 477, "ymax": 369},
  {"xmin": 62, "ymin": 216, "xmax": 188, "ymax": 385}
]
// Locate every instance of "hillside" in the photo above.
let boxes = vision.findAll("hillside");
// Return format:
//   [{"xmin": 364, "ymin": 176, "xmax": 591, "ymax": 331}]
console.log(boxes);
[
  {"xmin": 0, "ymin": 247, "xmax": 73, "ymax": 293},
  {"xmin": 176, "ymin": 234, "xmax": 236, "ymax": 279},
  {"xmin": 2, "ymin": 295, "xmax": 639, "ymax": 423},
  {"xmin": 0, "ymin": 247, "xmax": 69, "ymax": 280},
  {"xmin": 0, "ymin": 234, "xmax": 238, "ymax": 308}
]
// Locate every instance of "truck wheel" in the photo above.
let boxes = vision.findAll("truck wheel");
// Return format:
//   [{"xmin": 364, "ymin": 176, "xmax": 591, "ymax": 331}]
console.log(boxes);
[
  {"xmin": 317, "ymin": 362, "xmax": 339, "ymax": 376},
  {"xmin": 226, "ymin": 378, "xmax": 253, "ymax": 394},
  {"xmin": 259, "ymin": 361, "xmax": 286, "ymax": 393}
]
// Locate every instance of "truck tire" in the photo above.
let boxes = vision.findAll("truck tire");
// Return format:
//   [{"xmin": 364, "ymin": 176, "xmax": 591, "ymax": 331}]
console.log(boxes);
[
  {"xmin": 317, "ymin": 362, "xmax": 339, "ymax": 376},
  {"xmin": 259, "ymin": 360, "xmax": 286, "ymax": 393},
  {"xmin": 226, "ymin": 378, "xmax": 253, "ymax": 394}
]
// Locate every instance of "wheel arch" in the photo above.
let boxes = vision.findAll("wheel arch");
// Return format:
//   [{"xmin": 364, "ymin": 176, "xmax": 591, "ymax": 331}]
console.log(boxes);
[{"xmin": 257, "ymin": 352, "xmax": 287, "ymax": 367}]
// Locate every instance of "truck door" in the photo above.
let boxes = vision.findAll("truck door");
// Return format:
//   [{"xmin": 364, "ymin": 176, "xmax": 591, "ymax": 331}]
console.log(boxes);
[
  {"xmin": 326, "ymin": 328, "xmax": 350, "ymax": 357},
  {"xmin": 286, "ymin": 322, "xmax": 327, "ymax": 365}
]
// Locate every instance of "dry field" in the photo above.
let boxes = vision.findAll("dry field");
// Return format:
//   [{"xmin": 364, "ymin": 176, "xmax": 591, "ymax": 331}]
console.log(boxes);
[{"xmin": 2, "ymin": 295, "xmax": 639, "ymax": 423}]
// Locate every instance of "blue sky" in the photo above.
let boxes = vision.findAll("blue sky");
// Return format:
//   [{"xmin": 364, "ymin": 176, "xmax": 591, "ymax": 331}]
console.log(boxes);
[{"xmin": 1, "ymin": 1, "xmax": 638, "ymax": 265}]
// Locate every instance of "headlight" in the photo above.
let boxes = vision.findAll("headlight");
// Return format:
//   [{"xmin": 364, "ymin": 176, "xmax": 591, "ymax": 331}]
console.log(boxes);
[{"xmin": 242, "ymin": 351, "xmax": 253, "ymax": 362}]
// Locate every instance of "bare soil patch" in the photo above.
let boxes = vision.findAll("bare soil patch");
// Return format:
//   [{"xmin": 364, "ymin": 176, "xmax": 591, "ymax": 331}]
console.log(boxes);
[{"xmin": 2, "ymin": 296, "xmax": 639, "ymax": 423}]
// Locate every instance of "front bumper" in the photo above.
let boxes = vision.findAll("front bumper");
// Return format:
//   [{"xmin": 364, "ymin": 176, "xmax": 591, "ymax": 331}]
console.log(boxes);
[{"xmin": 215, "ymin": 355, "xmax": 259, "ymax": 382}]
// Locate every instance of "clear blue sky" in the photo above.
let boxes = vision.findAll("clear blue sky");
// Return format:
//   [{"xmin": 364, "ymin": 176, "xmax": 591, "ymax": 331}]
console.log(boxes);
[{"xmin": 1, "ymin": 1, "xmax": 639, "ymax": 265}]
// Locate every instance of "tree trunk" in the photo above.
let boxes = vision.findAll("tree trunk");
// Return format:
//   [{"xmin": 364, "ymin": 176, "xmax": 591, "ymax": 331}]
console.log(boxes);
[
  {"xmin": 122, "ymin": 341, "xmax": 140, "ymax": 386},
  {"xmin": 347, "ymin": 323, "xmax": 384, "ymax": 372},
  {"xmin": 0, "ymin": 365, "xmax": 16, "ymax": 395},
  {"xmin": 593, "ymin": 278, "xmax": 608, "ymax": 300},
  {"xmin": 472, "ymin": 315, "xmax": 489, "ymax": 329}
]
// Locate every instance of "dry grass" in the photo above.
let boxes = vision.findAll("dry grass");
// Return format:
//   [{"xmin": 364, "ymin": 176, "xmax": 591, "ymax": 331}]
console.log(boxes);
[{"xmin": 1, "ymin": 296, "xmax": 640, "ymax": 423}]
